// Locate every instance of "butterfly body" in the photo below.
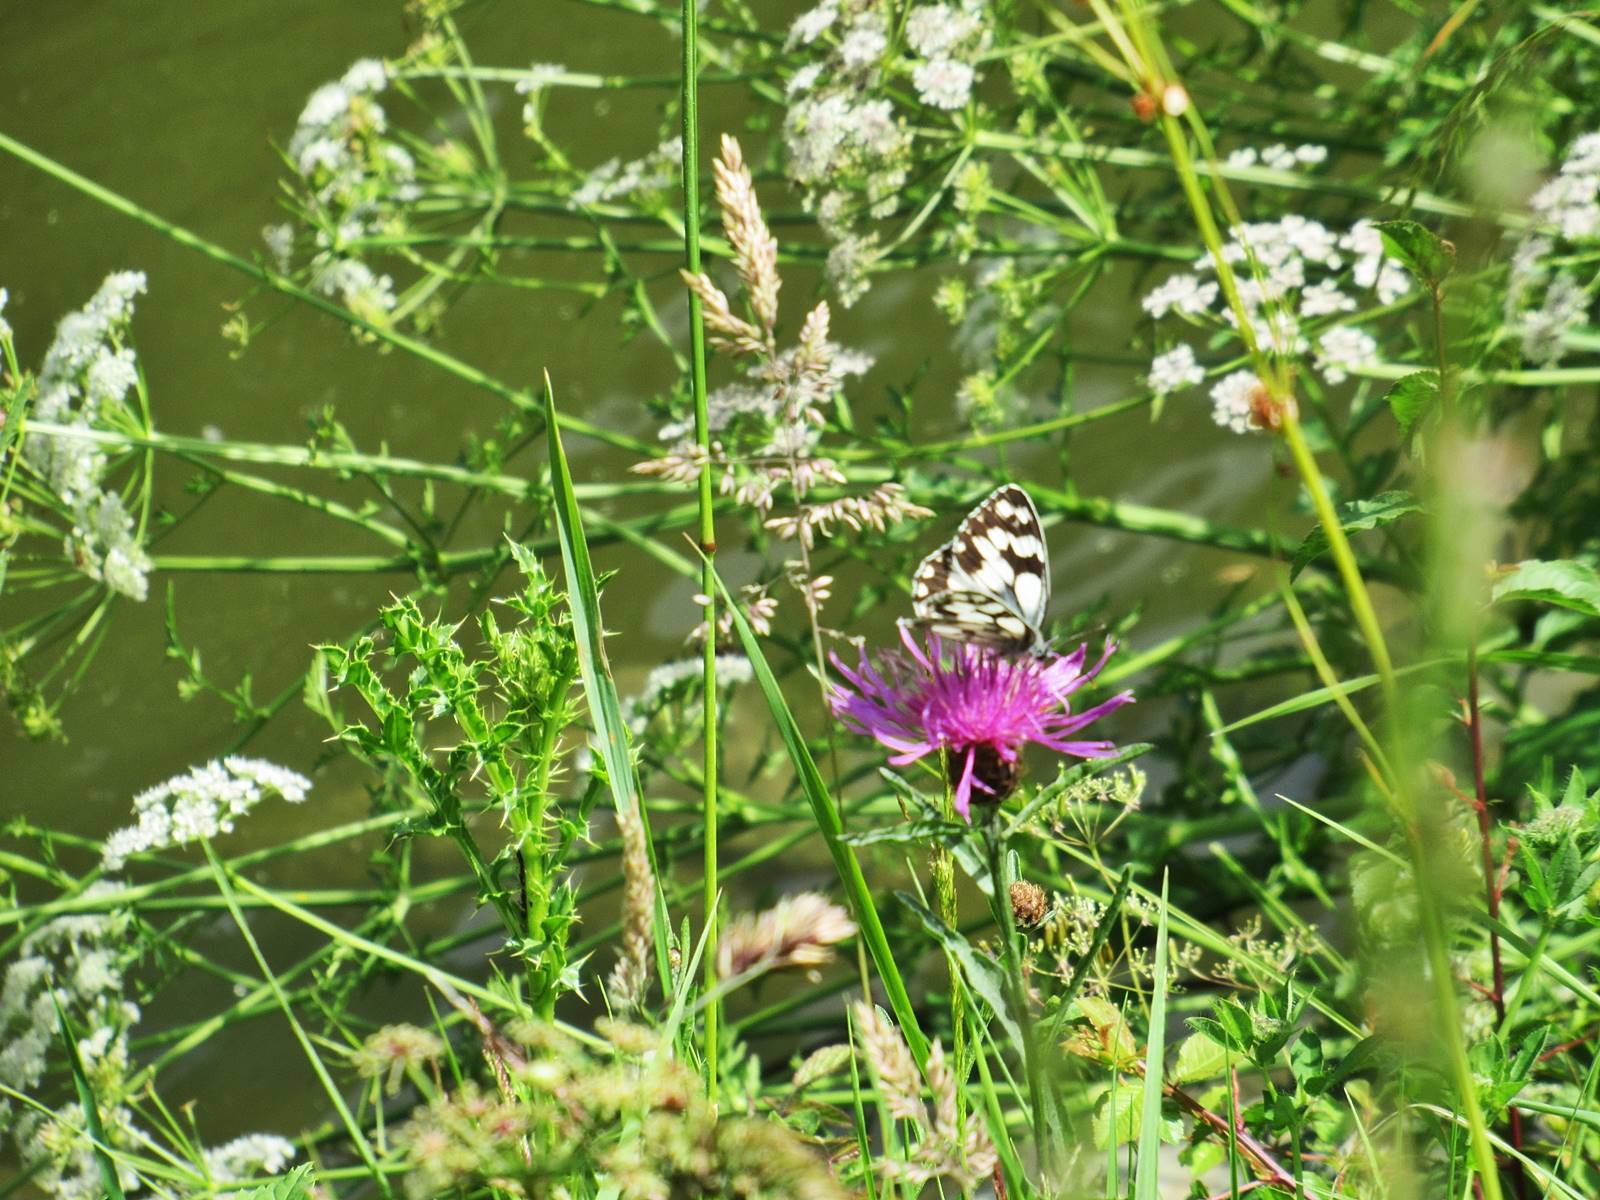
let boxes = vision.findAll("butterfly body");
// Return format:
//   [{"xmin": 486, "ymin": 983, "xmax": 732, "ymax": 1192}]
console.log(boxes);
[{"xmin": 911, "ymin": 484, "xmax": 1051, "ymax": 656}]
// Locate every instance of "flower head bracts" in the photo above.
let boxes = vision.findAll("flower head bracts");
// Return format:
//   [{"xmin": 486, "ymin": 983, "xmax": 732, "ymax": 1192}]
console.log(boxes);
[
  {"xmin": 20, "ymin": 272, "xmax": 154, "ymax": 601},
  {"xmin": 1503, "ymin": 131, "xmax": 1600, "ymax": 366},
  {"xmin": 829, "ymin": 625, "xmax": 1132, "ymax": 818},
  {"xmin": 1141, "ymin": 214, "xmax": 1411, "ymax": 433}
]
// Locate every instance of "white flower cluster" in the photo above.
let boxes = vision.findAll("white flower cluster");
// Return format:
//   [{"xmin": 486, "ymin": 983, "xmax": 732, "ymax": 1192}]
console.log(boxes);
[
  {"xmin": 1226, "ymin": 143, "xmax": 1328, "ymax": 171},
  {"xmin": 21, "ymin": 272, "xmax": 155, "ymax": 599},
  {"xmin": 0, "ymin": 287, "xmax": 12, "ymax": 343},
  {"xmin": 203, "ymin": 1133, "xmax": 299, "ymax": 1181},
  {"xmin": 3, "ymin": 879, "xmax": 300, "ymax": 1198},
  {"xmin": 277, "ymin": 59, "xmax": 411, "ymax": 320},
  {"xmin": 1503, "ymin": 131, "xmax": 1600, "ymax": 365},
  {"xmin": 571, "ymin": 137, "xmax": 682, "ymax": 209},
  {"xmin": 1142, "ymin": 214, "xmax": 1411, "ymax": 432},
  {"xmin": 101, "ymin": 757, "xmax": 312, "ymax": 871},
  {"xmin": 2, "ymin": 888, "xmax": 145, "ymax": 1200},
  {"xmin": 905, "ymin": 3, "xmax": 987, "ymax": 109},
  {"xmin": 783, "ymin": 1, "xmax": 991, "ymax": 304},
  {"xmin": 625, "ymin": 654, "xmax": 754, "ymax": 732}
]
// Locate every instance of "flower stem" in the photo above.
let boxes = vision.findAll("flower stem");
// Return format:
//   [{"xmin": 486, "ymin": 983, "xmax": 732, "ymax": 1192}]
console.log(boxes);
[
  {"xmin": 983, "ymin": 822, "xmax": 1049, "ymax": 1171},
  {"xmin": 679, "ymin": 0, "xmax": 719, "ymax": 1098}
]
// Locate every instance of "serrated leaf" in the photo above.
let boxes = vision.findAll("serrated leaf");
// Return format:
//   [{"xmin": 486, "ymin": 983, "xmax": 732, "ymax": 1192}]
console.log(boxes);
[
  {"xmin": 237, "ymin": 1166, "xmax": 316, "ymax": 1200},
  {"xmin": 1172, "ymin": 1030, "xmax": 1230, "ymax": 1083},
  {"xmin": 1290, "ymin": 491, "xmax": 1422, "ymax": 580},
  {"xmin": 1384, "ymin": 371, "xmax": 1439, "ymax": 437},
  {"xmin": 1064, "ymin": 995, "xmax": 1140, "ymax": 1068},
  {"xmin": 1374, "ymin": 219, "xmax": 1455, "ymax": 286},
  {"xmin": 898, "ymin": 891, "xmax": 1023, "ymax": 1051},
  {"xmin": 1492, "ymin": 558, "xmax": 1600, "ymax": 618},
  {"xmin": 1094, "ymin": 1087, "xmax": 1184, "ymax": 1148},
  {"xmin": 839, "ymin": 817, "xmax": 970, "ymax": 847}
]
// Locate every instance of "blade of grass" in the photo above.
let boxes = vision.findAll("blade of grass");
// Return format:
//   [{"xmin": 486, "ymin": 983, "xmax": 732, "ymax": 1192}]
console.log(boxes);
[
  {"xmin": 53, "ymin": 995, "xmax": 127, "ymax": 1200},
  {"xmin": 1132, "ymin": 870, "xmax": 1171, "ymax": 1200},
  {"xmin": 201, "ymin": 843, "xmax": 392, "ymax": 1198},
  {"xmin": 542, "ymin": 375, "xmax": 673, "ymax": 995},
  {"xmin": 677, "ymin": 0, "xmax": 723, "ymax": 1100}
]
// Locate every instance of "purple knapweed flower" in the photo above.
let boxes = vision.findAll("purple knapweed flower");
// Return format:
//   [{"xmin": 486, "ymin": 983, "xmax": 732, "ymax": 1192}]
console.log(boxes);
[{"xmin": 829, "ymin": 625, "xmax": 1134, "ymax": 819}]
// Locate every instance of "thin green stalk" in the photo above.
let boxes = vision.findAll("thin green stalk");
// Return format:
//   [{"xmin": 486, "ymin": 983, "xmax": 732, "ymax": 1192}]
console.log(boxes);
[
  {"xmin": 679, "ymin": 0, "xmax": 720, "ymax": 1098},
  {"xmin": 201, "ymin": 843, "xmax": 394, "ymax": 1197},
  {"xmin": 0, "ymin": 130, "xmax": 646, "ymax": 455},
  {"xmin": 1103, "ymin": 6, "xmax": 1502, "ymax": 1187}
]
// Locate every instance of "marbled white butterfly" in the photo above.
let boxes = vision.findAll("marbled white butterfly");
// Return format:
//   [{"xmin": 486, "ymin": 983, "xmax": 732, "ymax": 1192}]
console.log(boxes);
[{"xmin": 911, "ymin": 484, "xmax": 1050, "ymax": 655}]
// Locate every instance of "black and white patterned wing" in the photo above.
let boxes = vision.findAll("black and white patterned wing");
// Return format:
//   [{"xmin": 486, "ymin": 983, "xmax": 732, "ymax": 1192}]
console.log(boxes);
[{"xmin": 911, "ymin": 484, "xmax": 1050, "ymax": 653}]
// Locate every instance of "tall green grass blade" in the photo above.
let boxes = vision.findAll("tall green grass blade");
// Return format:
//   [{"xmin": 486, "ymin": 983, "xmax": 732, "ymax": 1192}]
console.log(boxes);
[
  {"xmin": 1132, "ymin": 871, "xmax": 1170, "ymax": 1200},
  {"xmin": 705, "ymin": 560, "xmax": 929, "ymax": 1064},
  {"xmin": 542, "ymin": 374, "xmax": 673, "ymax": 991},
  {"xmin": 52, "ymin": 995, "xmax": 127, "ymax": 1200}
]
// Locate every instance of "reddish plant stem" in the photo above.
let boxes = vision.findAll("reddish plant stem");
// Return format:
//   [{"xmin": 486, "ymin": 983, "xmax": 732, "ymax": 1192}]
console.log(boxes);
[
  {"xmin": 1164, "ymin": 1080, "xmax": 1303, "ymax": 1197},
  {"xmin": 1538, "ymin": 1031, "xmax": 1597, "ymax": 1064},
  {"xmin": 1466, "ymin": 645, "xmax": 1526, "ymax": 1200}
]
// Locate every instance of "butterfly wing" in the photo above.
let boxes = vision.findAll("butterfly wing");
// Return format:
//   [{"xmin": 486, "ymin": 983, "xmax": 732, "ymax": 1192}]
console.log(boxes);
[{"xmin": 911, "ymin": 484, "xmax": 1050, "ymax": 653}]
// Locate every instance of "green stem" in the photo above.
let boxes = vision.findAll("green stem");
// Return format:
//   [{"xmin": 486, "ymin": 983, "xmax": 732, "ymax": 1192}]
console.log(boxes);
[
  {"xmin": 679, "ymin": 0, "xmax": 720, "ymax": 1098},
  {"xmin": 0, "ymin": 129, "xmax": 646, "ymax": 455}
]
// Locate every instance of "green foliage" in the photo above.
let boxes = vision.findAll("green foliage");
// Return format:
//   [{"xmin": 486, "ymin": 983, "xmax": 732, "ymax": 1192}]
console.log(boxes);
[{"xmin": 4, "ymin": 1, "xmax": 1600, "ymax": 1199}]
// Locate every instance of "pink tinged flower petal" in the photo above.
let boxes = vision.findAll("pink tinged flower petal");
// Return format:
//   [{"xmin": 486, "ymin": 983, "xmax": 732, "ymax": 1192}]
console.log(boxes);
[
  {"xmin": 952, "ymin": 747, "xmax": 976, "ymax": 819},
  {"xmin": 827, "ymin": 629, "xmax": 1134, "ymax": 825}
]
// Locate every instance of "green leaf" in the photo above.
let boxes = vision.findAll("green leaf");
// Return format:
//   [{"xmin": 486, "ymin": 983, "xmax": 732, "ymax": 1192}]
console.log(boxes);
[
  {"xmin": 237, "ymin": 1166, "xmax": 316, "ymax": 1200},
  {"xmin": 1133, "ymin": 872, "xmax": 1171, "ymax": 1200},
  {"xmin": 1492, "ymin": 558, "xmax": 1600, "ymax": 618},
  {"xmin": 898, "ymin": 890, "xmax": 1024, "ymax": 1051},
  {"xmin": 543, "ymin": 376, "xmax": 672, "ymax": 989},
  {"xmin": 53, "ymin": 995, "xmax": 128, "ymax": 1200},
  {"xmin": 706, "ymin": 560, "xmax": 932, "ymax": 1067},
  {"xmin": 1173, "ymin": 1030, "xmax": 1230, "ymax": 1083},
  {"xmin": 1384, "ymin": 371, "xmax": 1439, "ymax": 437},
  {"xmin": 1095, "ymin": 1087, "xmax": 1184, "ymax": 1148},
  {"xmin": 1374, "ymin": 218, "xmax": 1455, "ymax": 286},
  {"xmin": 1290, "ymin": 490, "xmax": 1421, "ymax": 580}
]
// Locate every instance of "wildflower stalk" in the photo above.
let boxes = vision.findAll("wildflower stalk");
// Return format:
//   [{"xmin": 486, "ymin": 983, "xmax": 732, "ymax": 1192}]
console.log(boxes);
[
  {"xmin": 1085, "ymin": 4, "xmax": 1503, "ymax": 1191},
  {"xmin": 935, "ymin": 762, "xmax": 966, "ymax": 1092},
  {"xmin": 981, "ymin": 822, "xmax": 1049, "ymax": 1166},
  {"xmin": 679, "ymin": 0, "xmax": 720, "ymax": 1097}
]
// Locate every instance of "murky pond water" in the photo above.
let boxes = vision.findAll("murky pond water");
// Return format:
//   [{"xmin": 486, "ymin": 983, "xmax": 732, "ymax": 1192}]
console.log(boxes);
[{"xmin": 2, "ymin": 0, "xmax": 1278, "ymax": 1148}]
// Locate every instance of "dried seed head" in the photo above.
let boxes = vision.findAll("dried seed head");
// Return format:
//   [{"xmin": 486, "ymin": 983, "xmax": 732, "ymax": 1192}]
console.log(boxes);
[
  {"xmin": 606, "ymin": 800, "xmax": 656, "ymax": 1012},
  {"xmin": 1248, "ymin": 382, "xmax": 1296, "ymax": 432},
  {"xmin": 718, "ymin": 892, "xmax": 856, "ymax": 979},
  {"xmin": 1010, "ymin": 880, "xmax": 1048, "ymax": 927}
]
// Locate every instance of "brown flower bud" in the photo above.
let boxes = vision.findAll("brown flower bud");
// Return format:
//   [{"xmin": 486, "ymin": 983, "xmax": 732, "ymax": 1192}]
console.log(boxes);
[
  {"xmin": 1131, "ymin": 91, "xmax": 1158, "ymax": 122},
  {"xmin": 1010, "ymin": 880, "xmax": 1048, "ymax": 927},
  {"xmin": 1248, "ymin": 382, "xmax": 1296, "ymax": 432}
]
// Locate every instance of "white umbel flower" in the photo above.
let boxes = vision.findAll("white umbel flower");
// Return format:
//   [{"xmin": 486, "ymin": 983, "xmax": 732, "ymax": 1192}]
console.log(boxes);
[
  {"xmin": 912, "ymin": 58, "xmax": 976, "ymax": 110},
  {"xmin": 1148, "ymin": 344, "xmax": 1204, "ymax": 396},
  {"xmin": 1209, "ymin": 370, "xmax": 1262, "ymax": 434},
  {"xmin": 1314, "ymin": 325, "xmax": 1379, "ymax": 383},
  {"xmin": 101, "ymin": 757, "xmax": 311, "ymax": 870}
]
